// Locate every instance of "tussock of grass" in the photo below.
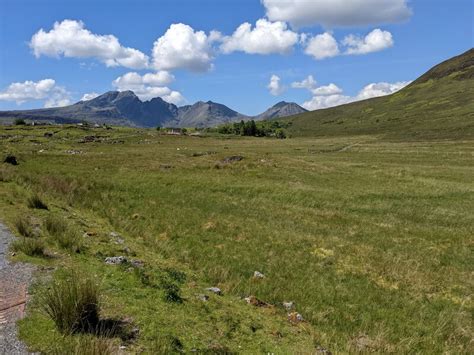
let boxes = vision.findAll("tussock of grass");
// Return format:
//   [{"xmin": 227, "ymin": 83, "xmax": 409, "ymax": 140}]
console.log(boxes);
[
  {"xmin": 45, "ymin": 215, "xmax": 83, "ymax": 252},
  {"xmin": 49, "ymin": 335, "xmax": 114, "ymax": 355},
  {"xmin": 15, "ymin": 216, "xmax": 35, "ymax": 238},
  {"xmin": 41, "ymin": 275, "xmax": 100, "ymax": 334},
  {"xmin": 45, "ymin": 214, "xmax": 68, "ymax": 236},
  {"xmin": 11, "ymin": 237, "xmax": 45, "ymax": 257},
  {"xmin": 27, "ymin": 193, "xmax": 48, "ymax": 210}
]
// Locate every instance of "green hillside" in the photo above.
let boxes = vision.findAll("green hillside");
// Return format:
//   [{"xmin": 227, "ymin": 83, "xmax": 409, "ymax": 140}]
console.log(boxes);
[{"xmin": 286, "ymin": 48, "xmax": 474, "ymax": 139}]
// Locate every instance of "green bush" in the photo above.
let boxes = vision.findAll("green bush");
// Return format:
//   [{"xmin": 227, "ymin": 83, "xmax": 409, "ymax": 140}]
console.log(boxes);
[
  {"xmin": 11, "ymin": 237, "xmax": 45, "ymax": 257},
  {"xmin": 27, "ymin": 194, "xmax": 48, "ymax": 210},
  {"xmin": 41, "ymin": 275, "xmax": 100, "ymax": 334},
  {"xmin": 14, "ymin": 118, "xmax": 26, "ymax": 125}
]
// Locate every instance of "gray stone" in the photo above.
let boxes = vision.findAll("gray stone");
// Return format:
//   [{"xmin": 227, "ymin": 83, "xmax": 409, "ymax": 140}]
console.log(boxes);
[
  {"xmin": 206, "ymin": 287, "xmax": 222, "ymax": 295},
  {"xmin": 197, "ymin": 294, "xmax": 209, "ymax": 302},
  {"xmin": 253, "ymin": 271, "xmax": 265, "ymax": 279},
  {"xmin": 105, "ymin": 256, "xmax": 127, "ymax": 265}
]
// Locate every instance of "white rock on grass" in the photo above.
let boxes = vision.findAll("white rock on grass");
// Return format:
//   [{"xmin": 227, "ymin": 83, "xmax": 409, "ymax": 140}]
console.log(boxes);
[
  {"xmin": 206, "ymin": 287, "xmax": 222, "ymax": 295},
  {"xmin": 105, "ymin": 256, "xmax": 127, "ymax": 265},
  {"xmin": 253, "ymin": 271, "xmax": 265, "ymax": 279}
]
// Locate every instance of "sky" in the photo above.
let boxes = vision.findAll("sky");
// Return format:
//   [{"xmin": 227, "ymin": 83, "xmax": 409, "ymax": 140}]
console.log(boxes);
[{"xmin": 0, "ymin": 0, "xmax": 472, "ymax": 115}]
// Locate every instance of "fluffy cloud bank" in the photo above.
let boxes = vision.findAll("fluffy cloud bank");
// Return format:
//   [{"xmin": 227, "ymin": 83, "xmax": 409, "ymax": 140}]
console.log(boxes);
[
  {"xmin": 220, "ymin": 19, "xmax": 299, "ymax": 55},
  {"xmin": 0, "ymin": 79, "xmax": 71, "ymax": 107},
  {"xmin": 112, "ymin": 71, "xmax": 184, "ymax": 104},
  {"xmin": 30, "ymin": 20, "xmax": 149, "ymax": 69},
  {"xmin": 152, "ymin": 23, "xmax": 219, "ymax": 72},
  {"xmin": 262, "ymin": 0, "xmax": 412, "ymax": 28},
  {"xmin": 300, "ymin": 79, "xmax": 411, "ymax": 110}
]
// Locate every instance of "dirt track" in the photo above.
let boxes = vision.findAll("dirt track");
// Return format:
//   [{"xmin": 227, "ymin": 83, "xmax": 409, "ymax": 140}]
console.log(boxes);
[{"xmin": 0, "ymin": 222, "xmax": 34, "ymax": 354}]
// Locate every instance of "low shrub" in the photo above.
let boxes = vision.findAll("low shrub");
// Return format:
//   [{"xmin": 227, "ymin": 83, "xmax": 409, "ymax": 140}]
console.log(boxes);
[
  {"xmin": 14, "ymin": 118, "xmax": 26, "ymax": 125},
  {"xmin": 27, "ymin": 194, "xmax": 48, "ymax": 210},
  {"xmin": 11, "ymin": 237, "xmax": 45, "ymax": 257},
  {"xmin": 41, "ymin": 275, "xmax": 100, "ymax": 334}
]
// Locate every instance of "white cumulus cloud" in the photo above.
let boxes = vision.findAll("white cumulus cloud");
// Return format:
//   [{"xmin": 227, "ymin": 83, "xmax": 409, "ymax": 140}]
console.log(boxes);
[
  {"xmin": 299, "ymin": 78, "xmax": 410, "ymax": 110},
  {"xmin": 0, "ymin": 79, "xmax": 71, "ymax": 107},
  {"xmin": 267, "ymin": 74, "xmax": 285, "ymax": 96},
  {"xmin": 291, "ymin": 75, "xmax": 317, "ymax": 90},
  {"xmin": 262, "ymin": 0, "xmax": 412, "ymax": 28},
  {"xmin": 81, "ymin": 92, "xmax": 100, "ymax": 101},
  {"xmin": 356, "ymin": 81, "xmax": 411, "ymax": 100},
  {"xmin": 311, "ymin": 83, "xmax": 343, "ymax": 96},
  {"xmin": 302, "ymin": 94, "xmax": 352, "ymax": 110},
  {"xmin": 29, "ymin": 20, "xmax": 149, "ymax": 69},
  {"xmin": 112, "ymin": 71, "xmax": 184, "ymax": 105},
  {"xmin": 152, "ymin": 23, "xmax": 217, "ymax": 72},
  {"xmin": 304, "ymin": 32, "xmax": 340, "ymax": 60},
  {"xmin": 305, "ymin": 29, "xmax": 394, "ymax": 60},
  {"xmin": 343, "ymin": 29, "xmax": 394, "ymax": 55},
  {"xmin": 220, "ymin": 19, "xmax": 299, "ymax": 55}
]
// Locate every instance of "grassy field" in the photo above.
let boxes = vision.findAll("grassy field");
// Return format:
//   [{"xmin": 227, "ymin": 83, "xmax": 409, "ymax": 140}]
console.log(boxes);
[{"xmin": 1, "ymin": 124, "xmax": 473, "ymax": 353}]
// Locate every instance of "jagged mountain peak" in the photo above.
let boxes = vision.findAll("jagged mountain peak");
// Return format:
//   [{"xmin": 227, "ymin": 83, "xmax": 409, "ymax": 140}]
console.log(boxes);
[{"xmin": 256, "ymin": 101, "xmax": 307, "ymax": 120}]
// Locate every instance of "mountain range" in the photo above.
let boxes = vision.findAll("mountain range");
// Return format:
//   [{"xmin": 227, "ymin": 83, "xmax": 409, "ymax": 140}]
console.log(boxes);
[{"xmin": 0, "ymin": 92, "xmax": 306, "ymax": 128}]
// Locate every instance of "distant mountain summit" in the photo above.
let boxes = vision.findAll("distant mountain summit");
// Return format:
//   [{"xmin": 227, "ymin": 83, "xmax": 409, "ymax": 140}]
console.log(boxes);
[
  {"xmin": 168, "ymin": 101, "xmax": 247, "ymax": 128},
  {"xmin": 0, "ymin": 90, "xmax": 304, "ymax": 128},
  {"xmin": 256, "ymin": 101, "xmax": 307, "ymax": 120}
]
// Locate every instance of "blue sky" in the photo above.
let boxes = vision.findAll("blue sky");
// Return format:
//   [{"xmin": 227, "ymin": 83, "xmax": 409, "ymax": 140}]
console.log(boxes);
[{"xmin": 0, "ymin": 0, "xmax": 472, "ymax": 115}]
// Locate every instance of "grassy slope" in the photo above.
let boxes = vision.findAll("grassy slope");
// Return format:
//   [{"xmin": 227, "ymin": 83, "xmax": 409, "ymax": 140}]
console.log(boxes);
[
  {"xmin": 285, "ymin": 49, "xmax": 474, "ymax": 139},
  {"xmin": 1, "ymin": 125, "xmax": 473, "ymax": 353}
]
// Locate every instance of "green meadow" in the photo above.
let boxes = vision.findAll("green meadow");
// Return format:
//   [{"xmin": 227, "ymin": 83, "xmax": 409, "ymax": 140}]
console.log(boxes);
[{"xmin": 1, "ymin": 124, "xmax": 472, "ymax": 353}]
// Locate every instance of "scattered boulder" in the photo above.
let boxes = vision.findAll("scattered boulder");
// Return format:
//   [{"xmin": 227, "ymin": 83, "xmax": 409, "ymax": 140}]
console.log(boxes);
[
  {"xmin": 197, "ymin": 294, "xmax": 209, "ymax": 302},
  {"xmin": 105, "ymin": 256, "xmax": 127, "ymax": 265},
  {"xmin": 110, "ymin": 232, "xmax": 119, "ymax": 238},
  {"xmin": 282, "ymin": 301, "xmax": 294, "ymax": 311},
  {"xmin": 253, "ymin": 271, "xmax": 265, "ymax": 279},
  {"xmin": 206, "ymin": 287, "xmax": 222, "ymax": 295},
  {"xmin": 3, "ymin": 155, "xmax": 18, "ymax": 165},
  {"xmin": 80, "ymin": 135, "xmax": 102, "ymax": 143},
  {"xmin": 44, "ymin": 132, "xmax": 53, "ymax": 138},
  {"xmin": 315, "ymin": 345, "xmax": 332, "ymax": 354},
  {"xmin": 130, "ymin": 260, "xmax": 144, "ymax": 268},
  {"xmin": 244, "ymin": 295, "xmax": 269, "ymax": 307},
  {"xmin": 65, "ymin": 150, "xmax": 83, "ymax": 155},
  {"xmin": 221, "ymin": 155, "xmax": 244, "ymax": 164},
  {"xmin": 288, "ymin": 312, "xmax": 304, "ymax": 324}
]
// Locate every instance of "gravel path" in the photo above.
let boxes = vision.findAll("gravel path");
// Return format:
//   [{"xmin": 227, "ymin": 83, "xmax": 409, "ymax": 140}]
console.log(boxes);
[{"xmin": 0, "ymin": 222, "xmax": 35, "ymax": 355}]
